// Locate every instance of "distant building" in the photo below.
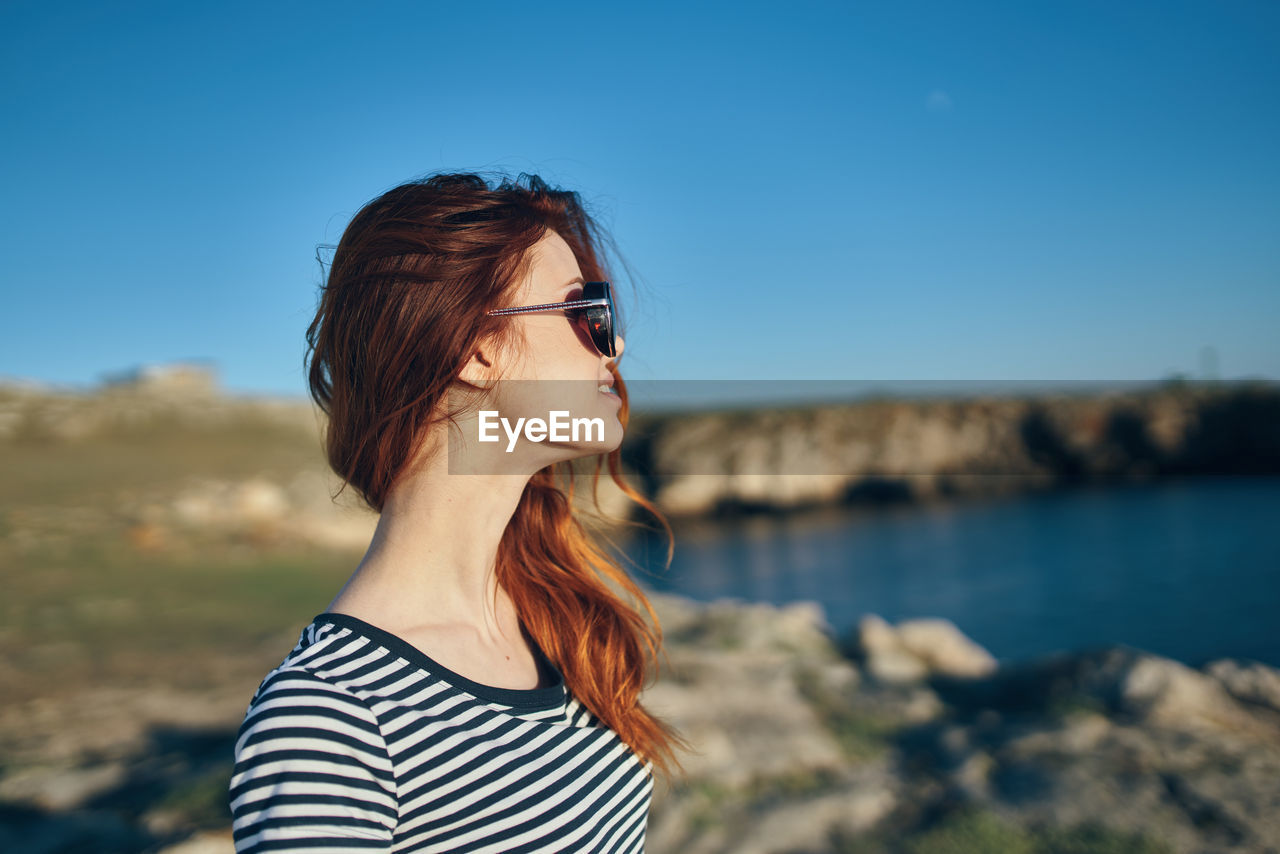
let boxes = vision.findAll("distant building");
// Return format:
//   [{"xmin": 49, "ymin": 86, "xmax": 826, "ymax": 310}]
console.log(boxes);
[{"xmin": 100, "ymin": 360, "xmax": 220, "ymax": 395}]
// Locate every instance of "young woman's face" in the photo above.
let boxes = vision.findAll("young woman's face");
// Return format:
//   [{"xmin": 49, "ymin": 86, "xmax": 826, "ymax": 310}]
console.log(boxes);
[
  {"xmin": 503, "ymin": 228, "xmax": 625, "ymax": 383},
  {"xmin": 471, "ymin": 228, "xmax": 626, "ymax": 467}
]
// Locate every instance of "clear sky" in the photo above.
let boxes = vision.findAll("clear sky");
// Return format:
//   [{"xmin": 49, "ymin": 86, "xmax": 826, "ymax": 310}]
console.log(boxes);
[{"xmin": 2, "ymin": 0, "xmax": 1277, "ymax": 402}]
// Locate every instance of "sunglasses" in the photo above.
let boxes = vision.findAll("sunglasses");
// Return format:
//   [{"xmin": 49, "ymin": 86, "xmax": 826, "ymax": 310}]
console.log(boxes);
[{"xmin": 485, "ymin": 281, "xmax": 616, "ymax": 357}]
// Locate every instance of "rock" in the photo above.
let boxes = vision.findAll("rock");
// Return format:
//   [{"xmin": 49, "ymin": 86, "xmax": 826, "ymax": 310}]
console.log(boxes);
[
  {"xmin": 1204, "ymin": 658, "xmax": 1280, "ymax": 714},
  {"xmin": 856, "ymin": 614, "xmax": 996, "ymax": 684},
  {"xmin": 895, "ymin": 617, "xmax": 999, "ymax": 678},
  {"xmin": 230, "ymin": 478, "xmax": 289, "ymax": 521},
  {"xmin": 866, "ymin": 647, "xmax": 931, "ymax": 685},
  {"xmin": 1118, "ymin": 655, "xmax": 1280, "ymax": 739},
  {"xmin": 640, "ymin": 596, "xmax": 852, "ymax": 789},
  {"xmin": 858, "ymin": 615, "xmax": 930, "ymax": 684},
  {"xmin": 0, "ymin": 761, "xmax": 128, "ymax": 811},
  {"xmin": 155, "ymin": 831, "xmax": 234, "ymax": 853},
  {"xmin": 714, "ymin": 764, "xmax": 899, "ymax": 854}
]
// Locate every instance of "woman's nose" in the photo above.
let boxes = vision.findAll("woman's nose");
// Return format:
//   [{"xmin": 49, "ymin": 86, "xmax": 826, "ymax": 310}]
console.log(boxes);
[{"xmin": 613, "ymin": 333, "xmax": 625, "ymax": 358}]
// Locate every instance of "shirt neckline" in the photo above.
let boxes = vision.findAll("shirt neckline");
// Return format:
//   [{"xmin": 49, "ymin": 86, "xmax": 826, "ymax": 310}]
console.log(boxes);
[{"xmin": 311, "ymin": 611, "xmax": 567, "ymax": 710}]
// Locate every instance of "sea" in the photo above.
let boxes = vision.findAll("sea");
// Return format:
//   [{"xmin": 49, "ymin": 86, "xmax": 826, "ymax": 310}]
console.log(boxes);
[{"xmin": 630, "ymin": 475, "xmax": 1280, "ymax": 670}]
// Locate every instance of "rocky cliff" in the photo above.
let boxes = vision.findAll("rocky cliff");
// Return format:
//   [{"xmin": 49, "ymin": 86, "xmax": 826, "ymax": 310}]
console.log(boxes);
[{"xmin": 621, "ymin": 381, "xmax": 1280, "ymax": 518}]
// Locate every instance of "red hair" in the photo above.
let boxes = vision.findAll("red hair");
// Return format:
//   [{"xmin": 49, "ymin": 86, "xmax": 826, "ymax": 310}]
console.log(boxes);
[{"xmin": 303, "ymin": 170, "xmax": 691, "ymax": 781}]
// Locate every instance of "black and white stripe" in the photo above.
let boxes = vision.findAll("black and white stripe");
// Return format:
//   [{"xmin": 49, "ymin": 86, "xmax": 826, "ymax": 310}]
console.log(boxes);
[{"xmin": 230, "ymin": 612, "xmax": 654, "ymax": 853}]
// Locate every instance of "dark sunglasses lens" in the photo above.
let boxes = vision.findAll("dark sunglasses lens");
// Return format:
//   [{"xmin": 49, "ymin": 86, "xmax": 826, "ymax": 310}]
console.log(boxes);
[
  {"xmin": 585, "ymin": 307, "xmax": 613, "ymax": 356},
  {"xmin": 583, "ymin": 282, "xmax": 615, "ymax": 356}
]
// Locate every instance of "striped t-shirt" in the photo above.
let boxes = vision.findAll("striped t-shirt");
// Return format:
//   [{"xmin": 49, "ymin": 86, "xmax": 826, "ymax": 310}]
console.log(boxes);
[{"xmin": 229, "ymin": 612, "xmax": 654, "ymax": 853}]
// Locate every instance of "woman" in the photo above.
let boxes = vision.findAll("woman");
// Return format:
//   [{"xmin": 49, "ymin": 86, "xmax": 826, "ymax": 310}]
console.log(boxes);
[{"xmin": 229, "ymin": 171, "xmax": 691, "ymax": 853}]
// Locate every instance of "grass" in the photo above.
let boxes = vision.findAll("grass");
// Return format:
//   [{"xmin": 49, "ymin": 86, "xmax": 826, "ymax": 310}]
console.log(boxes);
[
  {"xmin": 0, "ymin": 401, "xmax": 357, "ymax": 704},
  {"xmin": 0, "ymin": 411, "xmax": 322, "ymax": 510},
  {"xmin": 0, "ymin": 530, "xmax": 359, "ymax": 705}
]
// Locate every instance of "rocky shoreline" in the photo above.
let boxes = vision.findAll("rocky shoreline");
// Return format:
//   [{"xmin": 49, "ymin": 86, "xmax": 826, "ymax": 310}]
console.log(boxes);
[
  {"xmin": 638, "ymin": 591, "xmax": 1280, "ymax": 854},
  {"xmin": 2, "ymin": 591, "xmax": 1277, "ymax": 853}
]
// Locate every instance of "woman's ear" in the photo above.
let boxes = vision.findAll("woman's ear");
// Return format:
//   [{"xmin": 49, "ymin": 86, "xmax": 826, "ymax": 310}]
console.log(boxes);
[{"xmin": 458, "ymin": 348, "xmax": 493, "ymax": 386}]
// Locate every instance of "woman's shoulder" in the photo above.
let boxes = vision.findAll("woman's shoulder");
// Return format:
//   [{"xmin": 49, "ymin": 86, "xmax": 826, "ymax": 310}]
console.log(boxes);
[
  {"xmin": 241, "ymin": 615, "xmax": 396, "ymax": 714},
  {"xmin": 240, "ymin": 664, "xmax": 384, "ymax": 737}
]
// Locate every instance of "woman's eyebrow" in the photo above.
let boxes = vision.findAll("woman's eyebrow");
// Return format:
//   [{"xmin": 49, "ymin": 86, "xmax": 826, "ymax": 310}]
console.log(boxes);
[{"xmin": 559, "ymin": 276, "xmax": 585, "ymax": 296}]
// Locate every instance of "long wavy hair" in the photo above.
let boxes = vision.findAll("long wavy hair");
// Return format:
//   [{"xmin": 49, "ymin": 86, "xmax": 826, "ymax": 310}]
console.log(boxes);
[{"xmin": 303, "ymin": 170, "xmax": 691, "ymax": 782}]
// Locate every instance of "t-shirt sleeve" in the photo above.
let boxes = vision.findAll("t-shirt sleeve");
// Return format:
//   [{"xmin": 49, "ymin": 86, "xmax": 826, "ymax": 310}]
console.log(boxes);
[{"xmin": 229, "ymin": 667, "xmax": 397, "ymax": 852}]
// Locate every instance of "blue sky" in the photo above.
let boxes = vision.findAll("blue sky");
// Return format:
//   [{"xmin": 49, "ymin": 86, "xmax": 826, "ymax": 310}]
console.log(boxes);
[{"xmin": 2, "ymin": 0, "xmax": 1277, "ymax": 402}]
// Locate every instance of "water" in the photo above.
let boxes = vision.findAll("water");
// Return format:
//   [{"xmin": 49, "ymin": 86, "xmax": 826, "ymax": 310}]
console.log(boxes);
[{"xmin": 630, "ymin": 475, "xmax": 1280, "ymax": 669}]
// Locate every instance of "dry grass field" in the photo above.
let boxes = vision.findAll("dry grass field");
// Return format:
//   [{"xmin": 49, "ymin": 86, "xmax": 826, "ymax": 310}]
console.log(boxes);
[{"xmin": 0, "ymin": 390, "xmax": 382, "ymax": 849}]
